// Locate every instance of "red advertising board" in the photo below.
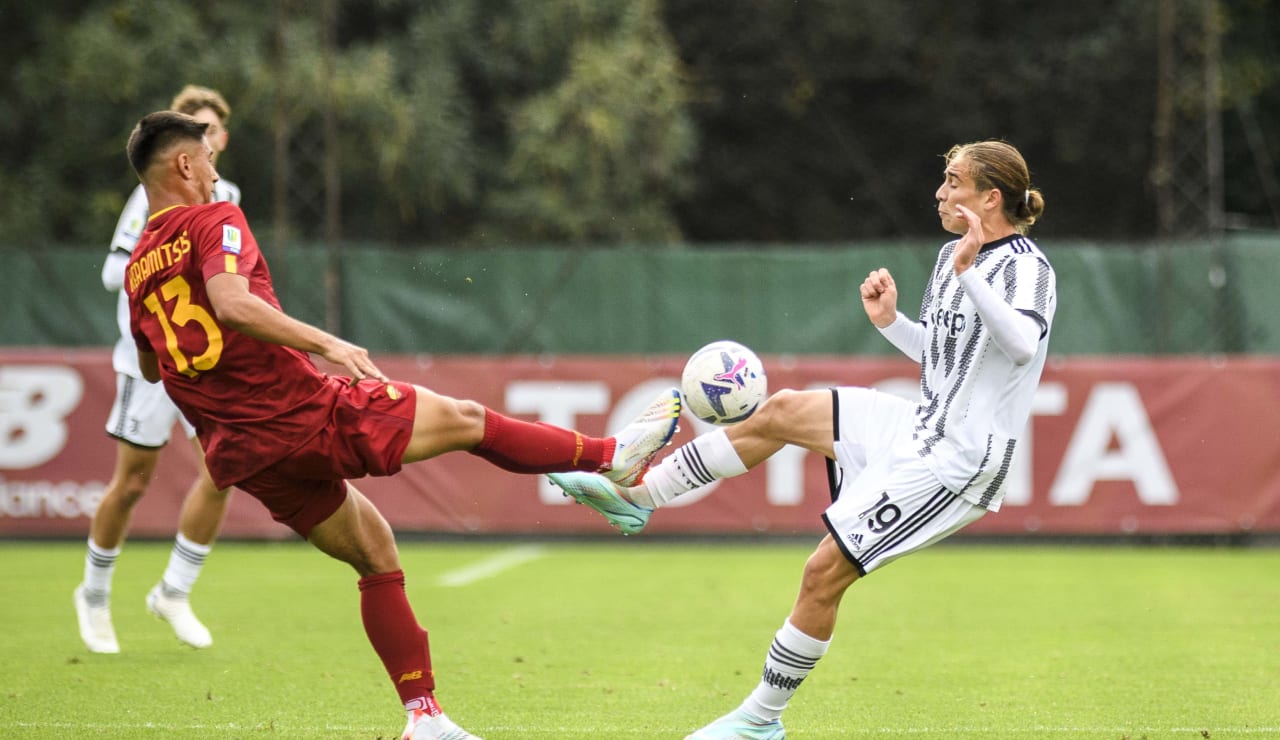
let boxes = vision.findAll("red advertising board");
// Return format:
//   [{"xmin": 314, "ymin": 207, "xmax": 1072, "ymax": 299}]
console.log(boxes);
[{"xmin": 2, "ymin": 349, "xmax": 1278, "ymax": 539}]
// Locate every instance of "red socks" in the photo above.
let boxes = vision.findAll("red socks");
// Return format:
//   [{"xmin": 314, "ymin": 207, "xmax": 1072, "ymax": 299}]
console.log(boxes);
[
  {"xmin": 469, "ymin": 409, "xmax": 615, "ymax": 474},
  {"xmin": 358, "ymin": 570, "xmax": 434, "ymax": 707}
]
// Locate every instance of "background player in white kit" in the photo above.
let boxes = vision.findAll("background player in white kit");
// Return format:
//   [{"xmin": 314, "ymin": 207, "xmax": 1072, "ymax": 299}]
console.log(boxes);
[
  {"xmin": 550, "ymin": 140, "xmax": 1057, "ymax": 739},
  {"xmin": 74, "ymin": 85, "xmax": 242, "ymax": 654}
]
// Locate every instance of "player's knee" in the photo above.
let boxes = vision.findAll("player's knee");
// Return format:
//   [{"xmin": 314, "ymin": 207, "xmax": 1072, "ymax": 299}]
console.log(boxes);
[
  {"xmin": 104, "ymin": 476, "xmax": 149, "ymax": 507},
  {"xmin": 752, "ymin": 388, "xmax": 809, "ymax": 435},
  {"xmin": 409, "ymin": 392, "xmax": 488, "ymax": 455},
  {"xmin": 353, "ymin": 550, "xmax": 401, "ymax": 577},
  {"xmin": 333, "ymin": 533, "xmax": 401, "ymax": 576},
  {"xmin": 452, "ymin": 398, "xmax": 487, "ymax": 425},
  {"xmin": 424, "ymin": 391, "xmax": 486, "ymax": 433},
  {"xmin": 799, "ymin": 540, "xmax": 858, "ymax": 604},
  {"xmin": 446, "ymin": 398, "xmax": 488, "ymax": 445},
  {"xmin": 363, "ymin": 534, "xmax": 402, "ymax": 575},
  {"xmin": 110, "ymin": 456, "xmax": 159, "ymax": 502}
]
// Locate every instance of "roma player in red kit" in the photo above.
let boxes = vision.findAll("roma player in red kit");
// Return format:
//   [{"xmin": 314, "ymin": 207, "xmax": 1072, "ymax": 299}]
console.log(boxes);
[{"xmin": 122, "ymin": 110, "xmax": 682, "ymax": 740}]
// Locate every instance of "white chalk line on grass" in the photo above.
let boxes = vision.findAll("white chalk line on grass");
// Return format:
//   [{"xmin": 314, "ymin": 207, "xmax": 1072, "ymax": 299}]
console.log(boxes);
[
  {"xmin": 7, "ymin": 722, "xmax": 1280, "ymax": 735},
  {"xmin": 435, "ymin": 544, "xmax": 547, "ymax": 587}
]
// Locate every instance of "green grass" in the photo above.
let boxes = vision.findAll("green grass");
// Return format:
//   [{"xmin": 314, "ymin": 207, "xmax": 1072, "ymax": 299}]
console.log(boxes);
[{"xmin": 2, "ymin": 540, "xmax": 1277, "ymax": 738}]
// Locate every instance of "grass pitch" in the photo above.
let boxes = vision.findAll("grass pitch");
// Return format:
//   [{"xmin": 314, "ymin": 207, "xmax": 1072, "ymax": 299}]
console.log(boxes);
[{"xmin": 1, "ymin": 540, "xmax": 1277, "ymax": 738}]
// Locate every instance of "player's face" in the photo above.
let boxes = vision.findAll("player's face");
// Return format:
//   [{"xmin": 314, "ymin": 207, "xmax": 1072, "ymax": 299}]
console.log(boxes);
[
  {"xmin": 191, "ymin": 107, "xmax": 229, "ymax": 164},
  {"xmin": 191, "ymin": 138, "xmax": 220, "ymax": 205},
  {"xmin": 935, "ymin": 157, "xmax": 990, "ymax": 236}
]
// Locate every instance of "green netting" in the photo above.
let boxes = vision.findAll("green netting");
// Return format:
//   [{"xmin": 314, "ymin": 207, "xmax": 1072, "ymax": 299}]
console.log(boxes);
[{"xmin": 6, "ymin": 235, "xmax": 1279, "ymax": 355}]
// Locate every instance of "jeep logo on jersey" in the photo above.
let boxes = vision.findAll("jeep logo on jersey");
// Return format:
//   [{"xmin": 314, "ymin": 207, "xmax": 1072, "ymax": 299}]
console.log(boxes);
[{"xmin": 934, "ymin": 308, "xmax": 968, "ymax": 338}]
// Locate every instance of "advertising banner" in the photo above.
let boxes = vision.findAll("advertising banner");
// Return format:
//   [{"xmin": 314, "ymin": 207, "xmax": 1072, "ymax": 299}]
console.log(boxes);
[{"xmin": 2, "ymin": 349, "xmax": 1278, "ymax": 539}]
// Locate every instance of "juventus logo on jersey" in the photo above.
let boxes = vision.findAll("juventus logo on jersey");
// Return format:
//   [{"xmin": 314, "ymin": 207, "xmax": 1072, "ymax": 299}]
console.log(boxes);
[{"xmin": 933, "ymin": 307, "xmax": 968, "ymax": 338}]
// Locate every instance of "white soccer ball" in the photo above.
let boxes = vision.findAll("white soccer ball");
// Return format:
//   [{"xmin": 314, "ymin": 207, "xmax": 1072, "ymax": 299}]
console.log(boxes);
[{"xmin": 681, "ymin": 340, "xmax": 767, "ymax": 425}]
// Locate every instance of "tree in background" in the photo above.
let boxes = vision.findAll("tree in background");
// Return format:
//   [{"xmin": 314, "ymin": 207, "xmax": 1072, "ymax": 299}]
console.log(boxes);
[
  {"xmin": 0, "ymin": 2, "xmax": 269, "ymax": 245},
  {"xmin": 484, "ymin": 0, "xmax": 695, "ymax": 244},
  {"xmin": 661, "ymin": 0, "xmax": 1164, "ymax": 241},
  {"xmin": 0, "ymin": 0, "xmax": 1275, "ymax": 246}
]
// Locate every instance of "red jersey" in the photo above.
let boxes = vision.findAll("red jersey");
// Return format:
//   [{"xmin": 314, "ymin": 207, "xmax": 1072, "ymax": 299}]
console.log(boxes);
[{"xmin": 126, "ymin": 202, "xmax": 333, "ymax": 489}]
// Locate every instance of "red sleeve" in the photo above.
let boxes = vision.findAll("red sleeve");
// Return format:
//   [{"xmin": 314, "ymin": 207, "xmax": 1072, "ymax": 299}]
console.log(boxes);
[{"xmin": 192, "ymin": 203, "xmax": 261, "ymax": 283}]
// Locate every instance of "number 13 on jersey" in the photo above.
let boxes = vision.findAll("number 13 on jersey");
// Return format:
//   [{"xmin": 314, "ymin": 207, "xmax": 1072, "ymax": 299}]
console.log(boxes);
[{"xmin": 141, "ymin": 275, "xmax": 224, "ymax": 377}]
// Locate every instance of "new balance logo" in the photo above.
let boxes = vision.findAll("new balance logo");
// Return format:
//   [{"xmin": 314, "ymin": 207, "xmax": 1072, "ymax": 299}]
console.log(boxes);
[
  {"xmin": 761, "ymin": 666, "xmax": 805, "ymax": 692},
  {"xmin": 398, "ymin": 670, "xmax": 424, "ymax": 683}
]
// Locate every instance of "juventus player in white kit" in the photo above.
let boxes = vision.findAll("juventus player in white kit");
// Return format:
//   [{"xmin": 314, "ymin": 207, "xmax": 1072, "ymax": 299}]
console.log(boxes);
[
  {"xmin": 74, "ymin": 86, "xmax": 241, "ymax": 654},
  {"xmin": 550, "ymin": 140, "xmax": 1056, "ymax": 739}
]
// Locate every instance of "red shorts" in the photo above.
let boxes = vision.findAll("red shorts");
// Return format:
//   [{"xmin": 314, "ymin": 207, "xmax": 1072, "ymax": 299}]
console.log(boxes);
[{"xmin": 236, "ymin": 378, "xmax": 417, "ymax": 537}]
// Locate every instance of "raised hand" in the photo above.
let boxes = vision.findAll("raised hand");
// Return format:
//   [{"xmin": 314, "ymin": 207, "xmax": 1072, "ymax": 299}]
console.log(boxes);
[
  {"xmin": 951, "ymin": 204, "xmax": 985, "ymax": 275},
  {"xmin": 860, "ymin": 268, "xmax": 899, "ymax": 328}
]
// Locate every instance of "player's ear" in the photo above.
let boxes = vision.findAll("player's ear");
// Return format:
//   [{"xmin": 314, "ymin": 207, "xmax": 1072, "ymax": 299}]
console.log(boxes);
[
  {"xmin": 174, "ymin": 149, "xmax": 192, "ymax": 180},
  {"xmin": 984, "ymin": 186, "xmax": 1002, "ymax": 213}
]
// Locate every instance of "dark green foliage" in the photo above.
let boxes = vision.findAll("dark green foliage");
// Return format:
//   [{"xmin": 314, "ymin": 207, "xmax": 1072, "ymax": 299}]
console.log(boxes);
[{"xmin": 0, "ymin": 0, "xmax": 1277, "ymax": 246}]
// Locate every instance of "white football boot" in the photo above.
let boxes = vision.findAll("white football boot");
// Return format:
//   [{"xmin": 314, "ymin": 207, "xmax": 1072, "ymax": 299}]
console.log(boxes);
[
  {"xmin": 604, "ymin": 386, "xmax": 681, "ymax": 487},
  {"xmin": 73, "ymin": 584, "xmax": 120, "ymax": 654},
  {"xmin": 146, "ymin": 583, "xmax": 213, "ymax": 649},
  {"xmin": 401, "ymin": 708, "xmax": 483, "ymax": 740}
]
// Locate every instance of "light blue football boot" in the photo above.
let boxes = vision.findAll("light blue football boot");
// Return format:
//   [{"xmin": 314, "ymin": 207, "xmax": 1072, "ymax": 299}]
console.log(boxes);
[
  {"xmin": 548, "ymin": 471, "xmax": 653, "ymax": 535},
  {"xmin": 684, "ymin": 708, "xmax": 785, "ymax": 740}
]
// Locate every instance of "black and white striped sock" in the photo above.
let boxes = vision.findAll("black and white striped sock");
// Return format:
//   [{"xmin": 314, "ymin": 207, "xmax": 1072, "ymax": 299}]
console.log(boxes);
[
  {"xmin": 741, "ymin": 620, "xmax": 830, "ymax": 722},
  {"xmin": 82, "ymin": 538, "xmax": 121, "ymax": 606},
  {"xmin": 638, "ymin": 429, "xmax": 748, "ymax": 507},
  {"xmin": 161, "ymin": 533, "xmax": 211, "ymax": 597}
]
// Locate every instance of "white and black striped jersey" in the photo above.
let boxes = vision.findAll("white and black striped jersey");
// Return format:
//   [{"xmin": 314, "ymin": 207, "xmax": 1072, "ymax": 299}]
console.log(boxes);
[
  {"xmin": 911, "ymin": 233, "xmax": 1056, "ymax": 511},
  {"xmin": 106, "ymin": 180, "xmax": 241, "ymax": 377}
]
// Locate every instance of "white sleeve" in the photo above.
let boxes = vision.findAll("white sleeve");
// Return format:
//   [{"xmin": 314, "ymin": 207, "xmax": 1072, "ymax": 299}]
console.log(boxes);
[
  {"xmin": 877, "ymin": 311, "xmax": 927, "ymax": 361},
  {"xmin": 215, "ymin": 179, "xmax": 242, "ymax": 206},
  {"xmin": 957, "ymin": 268, "xmax": 1041, "ymax": 365},
  {"xmin": 101, "ymin": 250, "xmax": 131, "ymax": 292},
  {"xmin": 103, "ymin": 185, "xmax": 150, "ymax": 291}
]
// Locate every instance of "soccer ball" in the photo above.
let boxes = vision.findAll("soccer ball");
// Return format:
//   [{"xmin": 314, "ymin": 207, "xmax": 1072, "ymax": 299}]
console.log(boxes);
[{"xmin": 681, "ymin": 341, "xmax": 767, "ymax": 425}]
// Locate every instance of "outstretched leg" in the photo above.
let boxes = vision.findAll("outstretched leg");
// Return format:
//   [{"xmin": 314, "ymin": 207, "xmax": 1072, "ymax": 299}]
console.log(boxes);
[
  {"xmin": 645, "ymin": 388, "xmax": 834, "ymax": 506},
  {"xmin": 549, "ymin": 389, "xmax": 832, "ymax": 533},
  {"xmin": 402, "ymin": 384, "xmax": 680, "ymax": 486}
]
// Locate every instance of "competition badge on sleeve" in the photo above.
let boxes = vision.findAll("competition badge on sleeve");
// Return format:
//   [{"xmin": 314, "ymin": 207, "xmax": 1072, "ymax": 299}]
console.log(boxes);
[{"xmin": 222, "ymin": 224, "xmax": 242, "ymax": 273}]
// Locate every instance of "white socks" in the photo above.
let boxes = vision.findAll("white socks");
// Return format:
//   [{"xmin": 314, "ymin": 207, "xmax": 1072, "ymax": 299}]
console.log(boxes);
[
  {"xmin": 82, "ymin": 538, "xmax": 121, "ymax": 603},
  {"xmin": 741, "ymin": 620, "xmax": 830, "ymax": 721},
  {"xmin": 161, "ymin": 533, "xmax": 212, "ymax": 596},
  {"xmin": 632, "ymin": 429, "xmax": 748, "ymax": 508},
  {"xmin": 84, "ymin": 534, "xmax": 211, "ymax": 602}
]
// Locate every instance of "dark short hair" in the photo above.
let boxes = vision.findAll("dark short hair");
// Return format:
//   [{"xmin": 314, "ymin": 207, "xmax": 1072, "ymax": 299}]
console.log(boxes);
[{"xmin": 126, "ymin": 110, "xmax": 209, "ymax": 179}]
